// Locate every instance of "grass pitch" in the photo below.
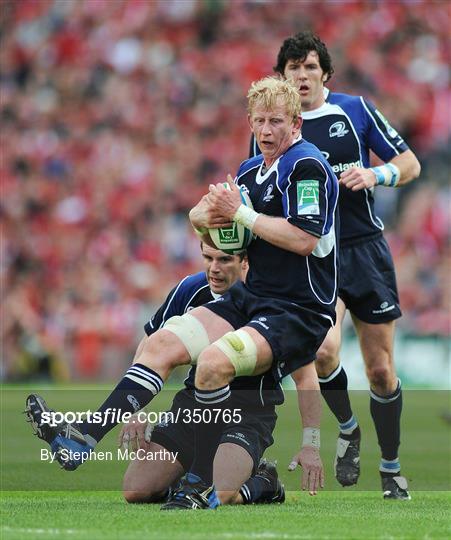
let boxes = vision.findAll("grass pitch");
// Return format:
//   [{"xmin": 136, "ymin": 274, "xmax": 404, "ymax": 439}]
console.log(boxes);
[
  {"xmin": 1, "ymin": 490, "xmax": 450, "ymax": 540},
  {"xmin": 1, "ymin": 385, "xmax": 450, "ymax": 539}
]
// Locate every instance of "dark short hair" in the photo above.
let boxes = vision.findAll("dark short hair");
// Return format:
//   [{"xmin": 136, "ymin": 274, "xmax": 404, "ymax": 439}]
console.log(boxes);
[
  {"xmin": 200, "ymin": 241, "xmax": 247, "ymax": 262},
  {"xmin": 274, "ymin": 31, "xmax": 334, "ymax": 82},
  {"xmin": 237, "ymin": 250, "xmax": 247, "ymax": 262}
]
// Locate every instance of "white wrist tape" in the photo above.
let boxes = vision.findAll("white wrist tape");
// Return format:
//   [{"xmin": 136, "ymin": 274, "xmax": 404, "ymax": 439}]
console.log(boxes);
[
  {"xmin": 371, "ymin": 163, "xmax": 400, "ymax": 187},
  {"xmin": 192, "ymin": 225, "xmax": 208, "ymax": 238},
  {"xmin": 302, "ymin": 427, "xmax": 320, "ymax": 448},
  {"xmin": 233, "ymin": 204, "xmax": 259, "ymax": 231}
]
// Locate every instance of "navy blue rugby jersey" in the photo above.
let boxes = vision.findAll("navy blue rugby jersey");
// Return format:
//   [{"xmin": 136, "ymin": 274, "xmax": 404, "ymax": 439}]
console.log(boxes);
[
  {"xmin": 237, "ymin": 139, "xmax": 339, "ymax": 318},
  {"xmin": 250, "ymin": 89, "xmax": 409, "ymax": 245},
  {"xmin": 144, "ymin": 272, "xmax": 284, "ymax": 407}
]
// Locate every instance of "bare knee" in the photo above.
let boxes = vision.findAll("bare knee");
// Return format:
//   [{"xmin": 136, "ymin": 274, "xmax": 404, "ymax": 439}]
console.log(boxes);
[
  {"xmin": 123, "ymin": 489, "xmax": 147, "ymax": 504},
  {"xmin": 217, "ymin": 490, "xmax": 241, "ymax": 505},
  {"xmin": 135, "ymin": 330, "xmax": 190, "ymax": 374},
  {"xmin": 315, "ymin": 337, "xmax": 340, "ymax": 377},
  {"xmin": 366, "ymin": 358, "xmax": 397, "ymax": 394},
  {"xmin": 123, "ymin": 489, "xmax": 162, "ymax": 504},
  {"xmin": 196, "ymin": 347, "xmax": 235, "ymax": 389},
  {"xmin": 123, "ymin": 467, "xmax": 169, "ymax": 504},
  {"xmin": 362, "ymin": 336, "xmax": 395, "ymax": 390},
  {"xmin": 123, "ymin": 473, "xmax": 160, "ymax": 504},
  {"xmin": 354, "ymin": 320, "xmax": 397, "ymax": 393}
]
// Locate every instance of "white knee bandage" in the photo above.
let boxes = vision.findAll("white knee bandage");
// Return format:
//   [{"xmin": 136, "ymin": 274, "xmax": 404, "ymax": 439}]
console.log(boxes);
[
  {"xmin": 163, "ymin": 314, "xmax": 210, "ymax": 364},
  {"xmin": 213, "ymin": 329, "xmax": 257, "ymax": 376}
]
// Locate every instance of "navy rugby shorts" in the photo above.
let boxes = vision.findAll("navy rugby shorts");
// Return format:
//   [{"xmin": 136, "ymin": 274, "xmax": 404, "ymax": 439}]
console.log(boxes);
[
  {"xmin": 204, "ymin": 281, "xmax": 333, "ymax": 380},
  {"xmin": 151, "ymin": 388, "xmax": 277, "ymax": 474},
  {"xmin": 339, "ymin": 234, "xmax": 402, "ymax": 324}
]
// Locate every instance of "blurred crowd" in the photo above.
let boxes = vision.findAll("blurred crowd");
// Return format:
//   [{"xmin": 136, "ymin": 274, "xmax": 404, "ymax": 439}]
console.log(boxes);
[{"xmin": 1, "ymin": 0, "xmax": 449, "ymax": 381}]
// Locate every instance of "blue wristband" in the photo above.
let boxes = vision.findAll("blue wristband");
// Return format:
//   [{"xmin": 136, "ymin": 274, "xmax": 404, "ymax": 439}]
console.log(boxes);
[
  {"xmin": 371, "ymin": 164, "xmax": 400, "ymax": 187},
  {"xmin": 372, "ymin": 166, "xmax": 387, "ymax": 186}
]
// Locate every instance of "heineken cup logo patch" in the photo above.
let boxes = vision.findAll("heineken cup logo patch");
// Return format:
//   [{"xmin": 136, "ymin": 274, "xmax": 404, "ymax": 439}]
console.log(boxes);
[
  {"xmin": 375, "ymin": 109, "xmax": 399, "ymax": 139},
  {"xmin": 297, "ymin": 180, "xmax": 320, "ymax": 215},
  {"xmin": 218, "ymin": 223, "xmax": 239, "ymax": 244}
]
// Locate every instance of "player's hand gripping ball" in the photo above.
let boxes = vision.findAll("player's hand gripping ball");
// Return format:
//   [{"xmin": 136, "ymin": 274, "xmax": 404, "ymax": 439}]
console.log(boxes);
[{"xmin": 208, "ymin": 184, "xmax": 254, "ymax": 255}]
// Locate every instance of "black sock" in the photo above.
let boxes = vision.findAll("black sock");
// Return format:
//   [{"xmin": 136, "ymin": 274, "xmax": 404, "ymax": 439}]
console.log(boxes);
[
  {"xmin": 370, "ymin": 379, "xmax": 402, "ymax": 468},
  {"xmin": 319, "ymin": 364, "xmax": 356, "ymax": 427},
  {"xmin": 240, "ymin": 475, "xmax": 270, "ymax": 504},
  {"xmin": 240, "ymin": 474, "xmax": 274, "ymax": 504},
  {"xmin": 189, "ymin": 385, "xmax": 230, "ymax": 485},
  {"xmin": 81, "ymin": 363, "xmax": 163, "ymax": 445}
]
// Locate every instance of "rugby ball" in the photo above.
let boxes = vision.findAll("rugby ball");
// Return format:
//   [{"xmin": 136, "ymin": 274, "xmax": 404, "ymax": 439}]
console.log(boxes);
[{"xmin": 208, "ymin": 184, "xmax": 254, "ymax": 254}]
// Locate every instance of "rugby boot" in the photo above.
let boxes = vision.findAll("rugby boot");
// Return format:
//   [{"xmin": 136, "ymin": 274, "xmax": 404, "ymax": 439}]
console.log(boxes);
[
  {"xmin": 253, "ymin": 459, "xmax": 285, "ymax": 503},
  {"xmin": 334, "ymin": 431, "xmax": 361, "ymax": 487},
  {"xmin": 382, "ymin": 475, "xmax": 411, "ymax": 500},
  {"xmin": 161, "ymin": 473, "xmax": 220, "ymax": 510},
  {"xmin": 24, "ymin": 394, "xmax": 93, "ymax": 471}
]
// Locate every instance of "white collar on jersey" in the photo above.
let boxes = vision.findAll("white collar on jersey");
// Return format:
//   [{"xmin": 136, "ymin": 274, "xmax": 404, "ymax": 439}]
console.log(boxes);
[
  {"xmin": 255, "ymin": 160, "xmax": 277, "ymax": 184},
  {"xmin": 301, "ymin": 87, "xmax": 332, "ymax": 120},
  {"xmin": 211, "ymin": 291, "xmax": 221, "ymax": 300},
  {"xmin": 255, "ymin": 137, "xmax": 302, "ymax": 184}
]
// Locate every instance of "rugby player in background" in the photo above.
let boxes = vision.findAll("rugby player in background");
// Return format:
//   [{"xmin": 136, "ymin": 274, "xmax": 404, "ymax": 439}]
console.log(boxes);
[{"xmin": 250, "ymin": 31, "xmax": 421, "ymax": 500}]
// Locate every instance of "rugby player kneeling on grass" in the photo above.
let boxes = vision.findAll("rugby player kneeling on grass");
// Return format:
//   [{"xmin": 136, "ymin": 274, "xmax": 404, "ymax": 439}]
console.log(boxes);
[{"xmin": 119, "ymin": 244, "xmax": 287, "ymax": 507}]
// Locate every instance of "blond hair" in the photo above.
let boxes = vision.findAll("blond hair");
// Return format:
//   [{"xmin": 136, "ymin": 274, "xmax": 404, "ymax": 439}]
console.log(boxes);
[{"xmin": 247, "ymin": 76, "xmax": 301, "ymax": 120}]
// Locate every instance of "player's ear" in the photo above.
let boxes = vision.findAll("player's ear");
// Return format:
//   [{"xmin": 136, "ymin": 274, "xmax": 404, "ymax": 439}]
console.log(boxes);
[
  {"xmin": 293, "ymin": 115, "xmax": 302, "ymax": 133},
  {"xmin": 241, "ymin": 258, "xmax": 249, "ymax": 277},
  {"xmin": 247, "ymin": 114, "xmax": 253, "ymax": 132}
]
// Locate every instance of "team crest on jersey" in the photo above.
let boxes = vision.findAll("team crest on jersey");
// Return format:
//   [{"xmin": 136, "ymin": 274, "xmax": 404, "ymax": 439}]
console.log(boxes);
[
  {"xmin": 297, "ymin": 180, "xmax": 319, "ymax": 215},
  {"xmin": 262, "ymin": 184, "xmax": 274, "ymax": 202},
  {"xmin": 329, "ymin": 121, "xmax": 349, "ymax": 138}
]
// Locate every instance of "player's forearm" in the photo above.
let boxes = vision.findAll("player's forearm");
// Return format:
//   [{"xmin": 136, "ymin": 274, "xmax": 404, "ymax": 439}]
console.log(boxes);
[
  {"xmin": 291, "ymin": 363, "xmax": 321, "ymax": 429},
  {"xmin": 236, "ymin": 211, "xmax": 318, "ymax": 256},
  {"xmin": 389, "ymin": 150, "xmax": 421, "ymax": 186}
]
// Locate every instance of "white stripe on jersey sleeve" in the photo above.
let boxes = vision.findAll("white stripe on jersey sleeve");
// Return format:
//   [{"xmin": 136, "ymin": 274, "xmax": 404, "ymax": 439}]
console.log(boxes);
[
  {"xmin": 312, "ymin": 227, "xmax": 335, "ymax": 258},
  {"xmin": 360, "ymin": 97, "xmax": 401, "ymax": 156}
]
